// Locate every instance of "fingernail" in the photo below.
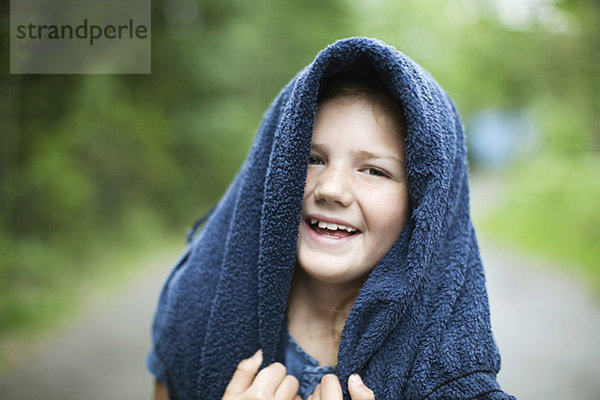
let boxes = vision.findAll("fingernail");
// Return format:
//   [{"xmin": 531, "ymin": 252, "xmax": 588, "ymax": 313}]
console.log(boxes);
[
  {"xmin": 253, "ymin": 349, "xmax": 263, "ymax": 360},
  {"xmin": 349, "ymin": 373, "xmax": 363, "ymax": 386}
]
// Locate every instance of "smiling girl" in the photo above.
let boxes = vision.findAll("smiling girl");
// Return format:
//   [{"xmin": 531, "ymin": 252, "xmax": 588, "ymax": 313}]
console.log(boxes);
[{"xmin": 148, "ymin": 38, "xmax": 515, "ymax": 400}]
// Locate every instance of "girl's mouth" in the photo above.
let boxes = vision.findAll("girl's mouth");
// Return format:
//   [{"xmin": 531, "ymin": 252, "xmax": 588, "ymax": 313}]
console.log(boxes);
[{"xmin": 307, "ymin": 218, "xmax": 359, "ymax": 239}]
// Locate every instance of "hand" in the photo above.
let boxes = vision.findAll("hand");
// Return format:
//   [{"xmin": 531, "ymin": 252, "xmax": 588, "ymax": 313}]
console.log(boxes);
[
  {"xmin": 307, "ymin": 373, "xmax": 374, "ymax": 400},
  {"xmin": 222, "ymin": 349, "xmax": 301, "ymax": 400}
]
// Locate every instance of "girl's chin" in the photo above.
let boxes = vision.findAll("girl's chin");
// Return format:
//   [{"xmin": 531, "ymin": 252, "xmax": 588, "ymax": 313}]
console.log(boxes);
[{"xmin": 296, "ymin": 259, "xmax": 370, "ymax": 286}]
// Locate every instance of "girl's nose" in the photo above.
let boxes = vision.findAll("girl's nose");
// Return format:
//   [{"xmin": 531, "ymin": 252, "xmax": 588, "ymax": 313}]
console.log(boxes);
[{"xmin": 313, "ymin": 167, "xmax": 353, "ymax": 207}]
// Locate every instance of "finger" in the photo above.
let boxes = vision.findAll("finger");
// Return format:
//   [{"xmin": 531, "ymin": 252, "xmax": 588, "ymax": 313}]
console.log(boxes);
[
  {"xmin": 348, "ymin": 374, "xmax": 375, "ymax": 400},
  {"xmin": 320, "ymin": 374, "xmax": 343, "ymax": 399},
  {"xmin": 308, "ymin": 382, "xmax": 321, "ymax": 400},
  {"xmin": 248, "ymin": 362, "xmax": 287, "ymax": 396},
  {"xmin": 274, "ymin": 374, "xmax": 299, "ymax": 400},
  {"xmin": 223, "ymin": 349, "xmax": 262, "ymax": 397}
]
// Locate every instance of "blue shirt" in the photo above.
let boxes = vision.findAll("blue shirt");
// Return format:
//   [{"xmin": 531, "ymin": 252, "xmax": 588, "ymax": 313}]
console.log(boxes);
[
  {"xmin": 147, "ymin": 333, "xmax": 337, "ymax": 399},
  {"xmin": 284, "ymin": 332, "xmax": 338, "ymax": 399}
]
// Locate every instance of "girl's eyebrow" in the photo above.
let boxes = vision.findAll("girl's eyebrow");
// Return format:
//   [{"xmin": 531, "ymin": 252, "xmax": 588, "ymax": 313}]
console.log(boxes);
[
  {"xmin": 311, "ymin": 142, "xmax": 402, "ymax": 163},
  {"xmin": 353, "ymin": 150, "xmax": 402, "ymax": 163}
]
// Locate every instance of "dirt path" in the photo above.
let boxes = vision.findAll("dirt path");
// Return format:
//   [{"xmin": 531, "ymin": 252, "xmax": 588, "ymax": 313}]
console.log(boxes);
[
  {"xmin": 1, "ymin": 175, "xmax": 599, "ymax": 399},
  {"xmin": 481, "ymin": 240, "xmax": 600, "ymax": 399},
  {"xmin": 0, "ymin": 249, "xmax": 177, "ymax": 400}
]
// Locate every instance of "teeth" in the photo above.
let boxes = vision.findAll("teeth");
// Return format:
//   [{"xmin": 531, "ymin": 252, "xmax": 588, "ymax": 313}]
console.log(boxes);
[{"xmin": 310, "ymin": 218, "xmax": 356, "ymax": 232}]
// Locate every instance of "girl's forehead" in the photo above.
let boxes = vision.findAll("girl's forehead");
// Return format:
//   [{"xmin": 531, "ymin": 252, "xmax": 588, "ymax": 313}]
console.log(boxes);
[
  {"xmin": 316, "ymin": 94, "xmax": 406, "ymax": 139},
  {"xmin": 311, "ymin": 97, "xmax": 405, "ymax": 160},
  {"xmin": 314, "ymin": 97, "xmax": 405, "ymax": 144}
]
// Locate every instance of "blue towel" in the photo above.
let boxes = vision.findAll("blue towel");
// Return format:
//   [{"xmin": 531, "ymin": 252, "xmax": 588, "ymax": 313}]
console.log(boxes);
[{"xmin": 148, "ymin": 37, "xmax": 515, "ymax": 400}]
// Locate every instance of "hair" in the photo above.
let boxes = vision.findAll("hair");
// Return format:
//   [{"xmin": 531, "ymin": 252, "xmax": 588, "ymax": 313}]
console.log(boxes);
[{"xmin": 317, "ymin": 58, "xmax": 407, "ymax": 138}]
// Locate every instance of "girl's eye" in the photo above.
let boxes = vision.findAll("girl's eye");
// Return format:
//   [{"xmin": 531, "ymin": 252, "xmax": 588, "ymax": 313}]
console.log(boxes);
[
  {"xmin": 363, "ymin": 167, "xmax": 390, "ymax": 178},
  {"xmin": 308, "ymin": 155, "xmax": 324, "ymax": 165}
]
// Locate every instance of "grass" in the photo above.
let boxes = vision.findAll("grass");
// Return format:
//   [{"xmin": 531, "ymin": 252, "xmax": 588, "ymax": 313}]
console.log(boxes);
[{"xmin": 478, "ymin": 154, "xmax": 600, "ymax": 293}]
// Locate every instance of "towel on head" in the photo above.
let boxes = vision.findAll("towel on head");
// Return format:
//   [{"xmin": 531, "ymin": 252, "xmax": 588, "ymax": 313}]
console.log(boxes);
[{"xmin": 147, "ymin": 37, "xmax": 516, "ymax": 400}]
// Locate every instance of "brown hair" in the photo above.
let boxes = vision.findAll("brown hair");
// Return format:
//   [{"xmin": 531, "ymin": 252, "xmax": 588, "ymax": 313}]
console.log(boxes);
[{"xmin": 317, "ymin": 58, "xmax": 407, "ymax": 138}]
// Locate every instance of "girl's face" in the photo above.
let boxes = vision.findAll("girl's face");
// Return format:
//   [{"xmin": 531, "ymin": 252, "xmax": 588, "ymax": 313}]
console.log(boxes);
[{"xmin": 296, "ymin": 96, "xmax": 410, "ymax": 285}]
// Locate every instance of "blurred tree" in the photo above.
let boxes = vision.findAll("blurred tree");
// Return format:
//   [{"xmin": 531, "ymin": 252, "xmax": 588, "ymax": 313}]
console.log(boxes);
[
  {"xmin": 357, "ymin": 0, "xmax": 598, "ymax": 154},
  {"xmin": 0, "ymin": 0, "xmax": 353, "ymax": 338}
]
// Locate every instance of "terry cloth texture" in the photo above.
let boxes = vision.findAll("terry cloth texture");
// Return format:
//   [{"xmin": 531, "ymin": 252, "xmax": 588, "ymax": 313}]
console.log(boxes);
[{"xmin": 147, "ymin": 37, "xmax": 516, "ymax": 400}]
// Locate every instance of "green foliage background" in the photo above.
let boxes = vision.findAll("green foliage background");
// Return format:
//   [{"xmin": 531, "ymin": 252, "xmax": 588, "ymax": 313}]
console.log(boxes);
[{"xmin": 0, "ymin": 0, "xmax": 598, "ymax": 360}]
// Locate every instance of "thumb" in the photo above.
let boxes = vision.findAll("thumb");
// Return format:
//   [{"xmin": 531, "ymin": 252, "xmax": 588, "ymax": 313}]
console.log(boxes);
[
  {"xmin": 223, "ymin": 349, "xmax": 263, "ymax": 398},
  {"xmin": 348, "ymin": 374, "xmax": 375, "ymax": 400}
]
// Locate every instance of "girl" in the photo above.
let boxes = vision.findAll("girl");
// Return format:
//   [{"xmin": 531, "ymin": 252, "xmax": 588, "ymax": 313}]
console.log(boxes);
[{"xmin": 148, "ymin": 37, "xmax": 515, "ymax": 400}]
